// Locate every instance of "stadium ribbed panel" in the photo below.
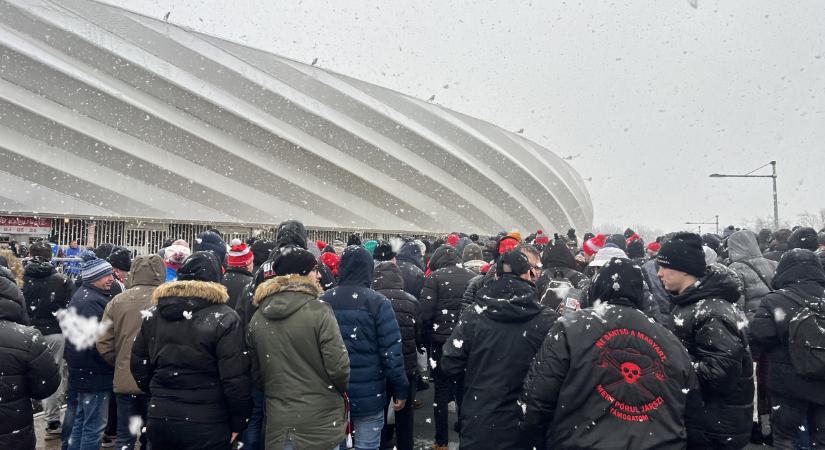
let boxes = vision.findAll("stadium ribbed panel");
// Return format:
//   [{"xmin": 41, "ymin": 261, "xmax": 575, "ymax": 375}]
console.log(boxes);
[{"xmin": 0, "ymin": 0, "xmax": 592, "ymax": 235}]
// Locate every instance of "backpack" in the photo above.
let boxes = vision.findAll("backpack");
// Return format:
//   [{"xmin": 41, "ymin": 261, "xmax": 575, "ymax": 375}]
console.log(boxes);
[
  {"xmin": 783, "ymin": 289, "xmax": 825, "ymax": 380},
  {"xmin": 540, "ymin": 269, "xmax": 584, "ymax": 315}
]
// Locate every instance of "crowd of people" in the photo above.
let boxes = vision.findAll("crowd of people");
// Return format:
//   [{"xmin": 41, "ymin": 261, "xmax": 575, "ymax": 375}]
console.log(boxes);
[{"xmin": 0, "ymin": 221, "xmax": 824, "ymax": 450}]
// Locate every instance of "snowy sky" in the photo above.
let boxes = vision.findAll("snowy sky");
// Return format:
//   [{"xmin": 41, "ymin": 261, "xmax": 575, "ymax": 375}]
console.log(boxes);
[{"xmin": 101, "ymin": 0, "xmax": 825, "ymax": 233}]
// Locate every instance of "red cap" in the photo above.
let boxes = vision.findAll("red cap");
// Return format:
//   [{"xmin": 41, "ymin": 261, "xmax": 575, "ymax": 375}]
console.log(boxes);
[{"xmin": 227, "ymin": 240, "xmax": 253, "ymax": 267}]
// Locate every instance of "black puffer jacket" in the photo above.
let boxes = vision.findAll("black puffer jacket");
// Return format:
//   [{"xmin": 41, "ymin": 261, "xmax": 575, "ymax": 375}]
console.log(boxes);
[
  {"xmin": 131, "ymin": 280, "xmax": 252, "ymax": 434},
  {"xmin": 749, "ymin": 249, "xmax": 825, "ymax": 404},
  {"xmin": 727, "ymin": 230, "xmax": 778, "ymax": 318},
  {"xmin": 22, "ymin": 258, "xmax": 75, "ymax": 336},
  {"xmin": 537, "ymin": 241, "xmax": 587, "ymax": 309},
  {"xmin": 373, "ymin": 262, "xmax": 420, "ymax": 378},
  {"xmin": 0, "ymin": 266, "xmax": 60, "ymax": 450},
  {"xmin": 221, "ymin": 266, "xmax": 252, "ymax": 311},
  {"xmin": 396, "ymin": 241, "xmax": 425, "ymax": 300},
  {"xmin": 670, "ymin": 263, "xmax": 754, "ymax": 449},
  {"xmin": 521, "ymin": 257, "xmax": 697, "ymax": 450},
  {"xmin": 420, "ymin": 245, "xmax": 476, "ymax": 346},
  {"xmin": 442, "ymin": 274, "xmax": 558, "ymax": 450}
]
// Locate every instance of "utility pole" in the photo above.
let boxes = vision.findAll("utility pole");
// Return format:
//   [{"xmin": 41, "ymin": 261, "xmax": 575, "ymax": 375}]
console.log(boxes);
[{"xmin": 709, "ymin": 161, "xmax": 779, "ymax": 229}]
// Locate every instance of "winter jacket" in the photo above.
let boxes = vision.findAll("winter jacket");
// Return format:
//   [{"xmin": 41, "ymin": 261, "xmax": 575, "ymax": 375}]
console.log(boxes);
[
  {"xmin": 441, "ymin": 274, "xmax": 558, "ymax": 450},
  {"xmin": 462, "ymin": 270, "xmax": 495, "ymax": 306},
  {"xmin": 670, "ymin": 264, "xmax": 754, "ymax": 449},
  {"xmin": 0, "ymin": 267, "xmax": 60, "ymax": 450},
  {"xmin": 320, "ymin": 246, "xmax": 409, "ymax": 417},
  {"xmin": 96, "ymin": 255, "xmax": 165, "ymax": 395},
  {"xmin": 537, "ymin": 241, "xmax": 588, "ymax": 309},
  {"xmin": 396, "ymin": 241, "xmax": 425, "ymax": 300},
  {"xmin": 373, "ymin": 261, "xmax": 420, "ymax": 378},
  {"xmin": 249, "ymin": 274, "xmax": 350, "ymax": 449},
  {"xmin": 420, "ymin": 245, "xmax": 476, "ymax": 346},
  {"xmin": 221, "ymin": 266, "xmax": 253, "ymax": 311},
  {"xmin": 22, "ymin": 258, "xmax": 74, "ymax": 336},
  {"xmin": 727, "ymin": 230, "xmax": 778, "ymax": 318},
  {"xmin": 521, "ymin": 258, "xmax": 697, "ymax": 450},
  {"xmin": 131, "ymin": 280, "xmax": 252, "ymax": 433},
  {"xmin": 64, "ymin": 282, "xmax": 115, "ymax": 392},
  {"xmin": 749, "ymin": 249, "xmax": 825, "ymax": 404}
]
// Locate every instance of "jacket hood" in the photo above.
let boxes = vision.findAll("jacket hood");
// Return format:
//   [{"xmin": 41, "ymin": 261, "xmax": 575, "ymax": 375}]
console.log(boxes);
[
  {"xmin": 0, "ymin": 266, "xmax": 25, "ymax": 324},
  {"xmin": 253, "ymin": 274, "xmax": 321, "ymax": 319},
  {"xmin": 128, "ymin": 254, "xmax": 166, "ymax": 288},
  {"xmin": 727, "ymin": 230, "xmax": 762, "ymax": 262},
  {"xmin": 397, "ymin": 241, "xmax": 424, "ymax": 270},
  {"xmin": 275, "ymin": 220, "xmax": 308, "ymax": 250},
  {"xmin": 773, "ymin": 248, "xmax": 825, "ymax": 290},
  {"xmin": 429, "ymin": 245, "xmax": 462, "ymax": 271},
  {"xmin": 338, "ymin": 245, "xmax": 374, "ymax": 287},
  {"xmin": 587, "ymin": 257, "xmax": 645, "ymax": 309},
  {"xmin": 462, "ymin": 243, "xmax": 484, "ymax": 263},
  {"xmin": 24, "ymin": 257, "xmax": 57, "ymax": 278},
  {"xmin": 541, "ymin": 240, "xmax": 577, "ymax": 270},
  {"xmin": 372, "ymin": 261, "xmax": 405, "ymax": 291},
  {"xmin": 153, "ymin": 280, "xmax": 228, "ymax": 321},
  {"xmin": 672, "ymin": 263, "xmax": 742, "ymax": 306},
  {"xmin": 476, "ymin": 274, "xmax": 542, "ymax": 323},
  {"xmin": 788, "ymin": 227, "xmax": 819, "ymax": 251},
  {"xmin": 455, "ymin": 237, "xmax": 472, "ymax": 261}
]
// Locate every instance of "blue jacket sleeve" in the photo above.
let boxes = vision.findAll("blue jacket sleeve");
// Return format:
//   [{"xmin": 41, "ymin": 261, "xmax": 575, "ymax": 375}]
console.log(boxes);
[{"xmin": 375, "ymin": 297, "xmax": 410, "ymax": 400}]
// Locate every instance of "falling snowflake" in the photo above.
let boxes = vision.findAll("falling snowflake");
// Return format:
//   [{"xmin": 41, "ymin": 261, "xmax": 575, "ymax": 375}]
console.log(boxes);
[
  {"xmin": 128, "ymin": 416, "xmax": 143, "ymax": 436},
  {"xmin": 452, "ymin": 339, "xmax": 463, "ymax": 349},
  {"xmin": 773, "ymin": 308, "xmax": 786, "ymax": 322},
  {"xmin": 182, "ymin": 311, "xmax": 193, "ymax": 320},
  {"xmin": 139, "ymin": 310, "xmax": 153, "ymax": 320},
  {"xmin": 56, "ymin": 307, "xmax": 111, "ymax": 351}
]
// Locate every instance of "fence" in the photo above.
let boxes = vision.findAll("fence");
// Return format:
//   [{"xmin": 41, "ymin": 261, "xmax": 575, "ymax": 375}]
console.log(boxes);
[{"xmin": 13, "ymin": 216, "xmax": 443, "ymax": 256}]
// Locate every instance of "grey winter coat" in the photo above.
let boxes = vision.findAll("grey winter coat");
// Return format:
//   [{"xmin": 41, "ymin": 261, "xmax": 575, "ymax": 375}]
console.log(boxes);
[{"xmin": 727, "ymin": 230, "xmax": 778, "ymax": 318}]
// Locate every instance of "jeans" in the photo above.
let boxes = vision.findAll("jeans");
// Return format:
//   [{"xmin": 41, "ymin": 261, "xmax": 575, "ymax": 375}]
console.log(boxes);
[
  {"xmin": 381, "ymin": 379, "xmax": 416, "ymax": 450},
  {"xmin": 61, "ymin": 389, "xmax": 78, "ymax": 450},
  {"xmin": 771, "ymin": 396, "xmax": 825, "ymax": 450},
  {"xmin": 239, "ymin": 386, "xmax": 265, "ymax": 450},
  {"xmin": 41, "ymin": 334, "xmax": 67, "ymax": 424},
  {"xmin": 68, "ymin": 391, "xmax": 110, "ymax": 450},
  {"xmin": 340, "ymin": 411, "xmax": 384, "ymax": 450},
  {"xmin": 115, "ymin": 394, "xmax": 149, "ymax": 450}
]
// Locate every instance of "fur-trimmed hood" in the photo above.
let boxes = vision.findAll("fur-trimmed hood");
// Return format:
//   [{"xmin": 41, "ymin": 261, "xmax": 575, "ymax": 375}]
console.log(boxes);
[
  {"xmin": 152, "ymin": 280, "xmax": 229, "ymax": 305},
  {"xmin": 253, "ymin": 274, "xmax": 322, "ymax": 320}
]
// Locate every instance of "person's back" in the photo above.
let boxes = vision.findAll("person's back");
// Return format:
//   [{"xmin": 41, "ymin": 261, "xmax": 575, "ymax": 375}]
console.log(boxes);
[
  {"xmin": 521, "ymin": 257, "xmax": 697, "ymax": 450},
  {"xmin": 321, "ymin": 246, "xmax": 408, "ymax": 450},
  {"xmin": 248, "ymin": 247, "xmax": 349, "ymax": 449},
  {"xmin": 536, "ymin": 241, "xmax": 587, "ymax": 312},
  {"xmin": 442, "ymin": 251, "xmax": 558, "ymax": 450},
  {"xmin": 421, "ymin": 245, "xmax": 476, "ymax": 347},
  {"xmin": 0, "ymin": 266, "xmax": 60, "ymax": 450},
  {"xmin": 396, "ymin": 240, "xmax": 425, "ymax": 299},
  {"xmin": 727, "ymin": 230, "xmax": 778, "ymax": 318},
  {"xmin": 749, "ymin": 249, "xmax": 825, "ymax": 448},
  {"xmin": 131, "ymin": 251, "xmax": 251, "ymax": 450}
]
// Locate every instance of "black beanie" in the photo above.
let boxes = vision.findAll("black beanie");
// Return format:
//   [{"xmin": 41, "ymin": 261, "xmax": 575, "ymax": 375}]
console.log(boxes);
[
  {"xmin": 788, "ymin": 227, "xmax": 818, "ymax": 251},
  {"xmin": 623, "ymin": 228, "xmax": 635, "ymax": 239},
  {"xmin": 373, "ymin": 241, "xmax": 396, "ymax": 262},
  {"xmin": 656, "ymin": 232, "xmax": 706, "ymax": 278},
  {"xmin": 177, "ymin": 251, "xmax": 222, "ymax": 283},
  {"xmin": 606, "ymin": 234, "xmax": 628, "ymax": 252},
  {"xmin": 94, "ymin": 243, "xmax": 114, "ymax": 260},
  {"xmin": 496, "ymin": 250, "xmax": 531, "ymax": 276},
  {"xmin": 29, "ymin": 241, "xmax": 53, "ymax": 260},
  {"xmin": 107, "ymin": 247, "xmax": 132, "ymax": 272},
  {"xmin": 193, "ymin": 231, "xmax": 227, "ymax": 265},
  {"xmin": 251, "ymin": 239, "xmax": 277, "ymax": 267},
  {"xmin": 273, "ymin": 246, "xmax": 318, "ymax": 276},
  {"xmin": 347, "ymin": 233, "xmax": 362, "ymax": 247}
]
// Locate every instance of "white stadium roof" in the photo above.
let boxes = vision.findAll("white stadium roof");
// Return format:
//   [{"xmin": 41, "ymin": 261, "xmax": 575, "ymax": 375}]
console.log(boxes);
[{"xmin": 0, "ymin": 0, "xmax": 592, "ymax": 234}]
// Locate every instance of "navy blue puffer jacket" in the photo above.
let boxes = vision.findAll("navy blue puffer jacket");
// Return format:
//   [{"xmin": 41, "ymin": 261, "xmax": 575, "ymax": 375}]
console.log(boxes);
[{"xmin": 321, "ymin": 246, "xmax": 409, "ymax": 417}]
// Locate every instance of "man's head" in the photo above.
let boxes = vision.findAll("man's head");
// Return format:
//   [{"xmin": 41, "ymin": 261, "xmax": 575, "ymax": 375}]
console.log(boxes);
[
  {"xmin": 69, "ymin": 240, "xmax": 78, "ymax": 249},
  {"xmin": 82, "ymin": 256, "xmax": 114, "ymax": 291},
  {"xmin": 497, "ymin": 250, "xmax": 533, "ymax": 282},
  {"xmin": 273, "ymin": 246, "xmax": 321, "ymax": 287},
  {"xmin": 656, "ymin": 232, "xmax": 706, "ymax": 294},
  {"xmin": 29, "ymin": 241, "xmax": 53, "ymax": 261},
  {"xmin": 517, "ymin": 244, "xmax": 542, "ymax": 282}
]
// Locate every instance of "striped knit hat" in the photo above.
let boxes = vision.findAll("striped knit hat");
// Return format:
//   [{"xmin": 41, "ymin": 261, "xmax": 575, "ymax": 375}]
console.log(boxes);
[
  {"xmin": 82, "ymin": 257, "xmax": 113, "ymax": 284},
  {"xmin": 227, "ymin": 239, "xmax": 253, "ymax": 268}
]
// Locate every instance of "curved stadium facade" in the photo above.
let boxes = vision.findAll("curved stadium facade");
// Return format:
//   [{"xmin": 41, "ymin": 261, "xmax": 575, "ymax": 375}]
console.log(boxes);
[{"xmin": 0, "ymin": 0, "xmax": 592, "ymax": 238}]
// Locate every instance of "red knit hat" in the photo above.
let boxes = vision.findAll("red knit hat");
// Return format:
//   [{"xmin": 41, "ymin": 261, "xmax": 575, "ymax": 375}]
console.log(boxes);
[
  {"xmin": 316, "ymin": 240, "xmax": 327, "ymax": 252},
  {"xmin": 534, "ymin": 230, "xmax": 550, "ymax": 245},
  {"xmin": 647, "ymin": 242, "xmax": 662, "ymax": 253},
  {"xmin": 498, "ymin": 236, "xmax": 519, "ymax": 255},
  {"xmin": 583, "ymin": 234, "xmax": 607, "ymax": 256},
  {"xmin": 227, "ymin": 239, "xmax": 254, "ymax": 267},
  {"xmin": 447, "ymin": 233, "xmax": 460, "ymax": 247},
  {"xmin": 320, "ymin": 251, "xmax": 340, "ymax": 277}
]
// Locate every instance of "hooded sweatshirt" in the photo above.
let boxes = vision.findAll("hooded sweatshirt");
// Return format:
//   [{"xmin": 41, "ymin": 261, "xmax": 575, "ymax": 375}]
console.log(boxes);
[
  {"xmin": 727, "ymin": 230, "xmax": 778, "ymax": 317},
  {"xmin": 420, "ymin": 245, "xmax": 476, "ymax": 346}
]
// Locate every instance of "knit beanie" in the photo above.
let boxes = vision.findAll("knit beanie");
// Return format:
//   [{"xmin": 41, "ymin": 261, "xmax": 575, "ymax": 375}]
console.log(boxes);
[
  {"xmin": 82, "ymin": 256, "xmax": 113, "ymax": 284},
  {"xmin": 496, "ymin": 250, "xmax": 531, "ymax": 276},
  {"xmin": 107, "ymin": 247, "xmax": 132, "ymax": 272},
  {"xmin": 606, "ymin": 234, "xmax": 628, "ymax": 252},
  {"xmin": 251, "ymin": 239, "xmax": 277, "ymax": 267},
  {"xmin": 347, "ymin": 233, "xmax": 362, "ymax": 247},
  {"xmin": 29, "ymin": 241, "xmax": 53, "ymax": 260},
  {"xmin": 163, "ymin": 245, "xmax": 191, "ymax": 269},
  {"xmin": 373, "ymin": 241, "xmax": 396, "ymax": 262},
  {"xmin": 533, "ymin": 230, "xmax": 550, "ymax": 245},
  {"xmin": 788, "ymin": 227, "xmax": 819, "ymax": 251},
  {"xmin": 462, "ymin": 243, "xmax": 484, "ymax": 262},
  {"xmin": 656, "ymin": 232, "xmax": 706, "ymax": 278},
  {"xmin": 177, "ymin": 251, "xmax": 222, "ymax": 283},
  {"xmin": 647, "ymin": 242, "xmax": 662, "ymax": 253},
  {"xmin": 363, "ymin": 240, "xmax": 378, "ymax": 255},
  {"xmin": 273, "ymin": 246, "xmax": 318, "ymax": 277},
  {"xmin": 498, "ymin": 236, "xmax": 520, "ymax": 256},
  {"xmin": 227, "ymin": 239, "xmax": 254, "ymax": 268},
  {"xmin": 507, "ymin": 230, "xmax": 523, "ymax": 242},
  {"xmin": 446, "ymin": 233, "xmax": 460, "ymax": 248},
  {"xmin": 583, "ymin": 234, "xmax": 607, "ymax": 256}
]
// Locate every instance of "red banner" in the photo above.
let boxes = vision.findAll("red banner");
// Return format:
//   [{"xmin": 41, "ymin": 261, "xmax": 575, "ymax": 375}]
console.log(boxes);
[{"xmin": 0, "ymin": 216, "xmax": 52, "ymax": 235}]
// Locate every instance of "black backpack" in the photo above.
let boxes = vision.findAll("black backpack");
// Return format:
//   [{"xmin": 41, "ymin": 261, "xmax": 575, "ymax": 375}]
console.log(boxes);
[{"xmin": 783, "ymin": 289, "xmax": 825, "ymax": 380}]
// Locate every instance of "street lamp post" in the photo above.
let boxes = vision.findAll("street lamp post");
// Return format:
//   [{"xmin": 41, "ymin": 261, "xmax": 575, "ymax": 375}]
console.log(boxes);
[
  {"xmin": 709, "ymin": 161, "xmax": 779, "ymax": 229},
  {"xmin": 685, "ymin": 215, "xmax": 719, "ymax": 235}
]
